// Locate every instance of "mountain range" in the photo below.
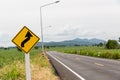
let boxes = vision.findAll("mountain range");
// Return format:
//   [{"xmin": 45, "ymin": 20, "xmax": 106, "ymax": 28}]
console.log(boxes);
[{"xmin": 37, "ymin": 38, "xmax": 106, "ymax": 46}]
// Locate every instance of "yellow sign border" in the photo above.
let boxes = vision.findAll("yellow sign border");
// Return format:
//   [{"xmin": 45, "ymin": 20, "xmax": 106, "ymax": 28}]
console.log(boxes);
[{"xmin": 12, "ymin": 26, "xmax": 40, "ymax": 53}]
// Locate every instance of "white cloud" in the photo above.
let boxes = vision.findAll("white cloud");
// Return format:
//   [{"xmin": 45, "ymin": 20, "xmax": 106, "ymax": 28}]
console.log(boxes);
[
  {"xmin": 0, "ymin": 33, "xmax": 13, "ymax": 47},
  {"xmin": 0, "ymin": 0, "xmax": 120, "ymax": 46}
]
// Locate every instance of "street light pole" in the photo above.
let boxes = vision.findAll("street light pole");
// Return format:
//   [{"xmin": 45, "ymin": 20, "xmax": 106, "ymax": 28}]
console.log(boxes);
[
  {"xmin": 40, "ymin": 1, "xmax": 60, "ymax": 54},
  {"xmin": 40, "ymin": 7, "xmax": 44, "ymax": 54}
]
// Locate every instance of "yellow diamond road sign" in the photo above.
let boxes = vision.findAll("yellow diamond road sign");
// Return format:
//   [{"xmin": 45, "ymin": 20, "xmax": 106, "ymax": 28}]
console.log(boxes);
[{"xmin": 12, "ymin": 26, "xmax": 40, "ymax": 53}]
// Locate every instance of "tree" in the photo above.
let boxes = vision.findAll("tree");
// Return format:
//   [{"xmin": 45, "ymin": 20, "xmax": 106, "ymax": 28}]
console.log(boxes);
[
  {"xmin": 106, "ymin": 40, "xmax": 119, "ymax": 49},
  {"xmin": 17, "ymin": 47, "xmax": 22, "ymax": 52},
  {"xmin": 97, "ymin": 42, "xmax": 104, "ymax": 47},
  {"xmin": 119, "ymin": 37, "xmax": 120, "ymax": 42},
  {"xmin": 34, "ymin": 46, "xmax": 39, "ymax": 49}
]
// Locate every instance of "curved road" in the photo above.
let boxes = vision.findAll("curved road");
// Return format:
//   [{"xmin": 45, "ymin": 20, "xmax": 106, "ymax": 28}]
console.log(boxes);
[{"xmin": 46, "ymin": 51, "xmax": 120, "ymax": 80}]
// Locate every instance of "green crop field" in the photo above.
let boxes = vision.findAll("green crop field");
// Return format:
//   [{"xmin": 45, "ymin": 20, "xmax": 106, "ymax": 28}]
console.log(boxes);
[
  {"xmin": 48, "ymin": 46, "xmax": 120, "ymax": 59},
  {"xmin": 0, "ymin": 47, "xmax": 59, "ymax": 80}
]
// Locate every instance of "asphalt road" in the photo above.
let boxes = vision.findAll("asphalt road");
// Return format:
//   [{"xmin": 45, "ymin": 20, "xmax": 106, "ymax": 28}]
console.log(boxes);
[{"xmin": 46, "ymin": 51, "xmax": 120, "ymax": 80}]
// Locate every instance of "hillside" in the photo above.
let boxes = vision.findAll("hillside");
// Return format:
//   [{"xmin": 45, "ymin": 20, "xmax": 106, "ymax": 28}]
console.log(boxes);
[{"xmin": 37, "ymin": 38, "xmax": 106, "ymax": 46}]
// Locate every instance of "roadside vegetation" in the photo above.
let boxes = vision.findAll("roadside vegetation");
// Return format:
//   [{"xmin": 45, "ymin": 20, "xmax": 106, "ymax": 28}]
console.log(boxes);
[
  {"xmin": 48, "ymin": 46, "xmax": 120, "ymax": 59},
  {"xmin": 0, "ymin": 47, "xmax": 59, "ymax": 80},
  {"xmin": 47, "ymin": 39, "xmax": 120, "ymax": 59}
]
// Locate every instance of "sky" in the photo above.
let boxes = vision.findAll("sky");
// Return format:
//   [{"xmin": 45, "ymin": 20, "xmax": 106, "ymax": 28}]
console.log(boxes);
[{"xmin": 0, "ymin": 0, "xmax": 120, "ymax": 47}]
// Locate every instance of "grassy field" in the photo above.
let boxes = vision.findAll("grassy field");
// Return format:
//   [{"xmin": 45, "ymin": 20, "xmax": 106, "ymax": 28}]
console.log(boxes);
[
  {"xmin": 1, "ymin": 46, "xmax": 120, "ymax": 79},
  {"xmin": 48, "ymin": 46, "xmax": 120, "ymax": 59},
  {"xmin": 0, "ymin": 48, "xmax": 59, "ymax": 80}
]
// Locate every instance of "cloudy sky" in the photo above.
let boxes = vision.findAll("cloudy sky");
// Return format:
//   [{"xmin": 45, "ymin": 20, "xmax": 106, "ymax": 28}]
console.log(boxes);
[{"xmin": 0, "ymin": 0, "xmax": 120, "ymax": 47}]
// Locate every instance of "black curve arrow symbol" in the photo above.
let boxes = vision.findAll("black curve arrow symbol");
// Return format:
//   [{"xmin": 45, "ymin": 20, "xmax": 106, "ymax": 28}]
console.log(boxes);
[{"xmin": 21, "ymin": 31, "xmax": 32, "ymax": 47}]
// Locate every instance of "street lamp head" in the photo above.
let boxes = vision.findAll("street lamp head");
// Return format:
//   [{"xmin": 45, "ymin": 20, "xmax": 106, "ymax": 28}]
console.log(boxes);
[{"xmin": 55, "ymin": 1, "xmax": 60, "ymax": 3}]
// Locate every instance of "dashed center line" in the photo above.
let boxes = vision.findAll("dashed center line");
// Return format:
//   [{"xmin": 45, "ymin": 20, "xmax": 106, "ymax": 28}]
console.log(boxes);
[
  {"xmin": 75, "ymin": 57, "xmax": 80, "ymax": 60},
  {"xmin": 94, "ymin": 62, "xmax": 104, "ymax": 67}
]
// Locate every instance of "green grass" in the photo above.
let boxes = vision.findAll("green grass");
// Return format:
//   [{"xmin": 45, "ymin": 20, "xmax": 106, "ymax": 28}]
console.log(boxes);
[
  {"xmin": 0, "ymin": 48, "xmax": 40, "ymax": 68},
  {"xmin": 0, "ymin": 47, "xmax": 59, "ymax": 80},
  {"xmin": 0, "ymin": 47, "xmax": 39, "ymax": 80},
  {"xmin": 48, "ymin": 46, "xmax": 120, "ymax": 59},
  {"xmin": 0, "ymin": 48, "xmax": 24, "ymax": 68}
]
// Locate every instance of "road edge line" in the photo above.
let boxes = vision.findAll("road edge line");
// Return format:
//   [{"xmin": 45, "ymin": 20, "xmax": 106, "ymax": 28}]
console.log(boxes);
[{"xmin": 47, "ymin": 52, "xmax": 86, "ymax": 80}]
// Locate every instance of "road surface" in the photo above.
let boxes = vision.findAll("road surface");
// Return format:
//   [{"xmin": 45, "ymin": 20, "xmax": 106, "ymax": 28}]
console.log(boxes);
[{"xmin": 46, "ymin": 51, "xmax": 120, "ymax": 80}]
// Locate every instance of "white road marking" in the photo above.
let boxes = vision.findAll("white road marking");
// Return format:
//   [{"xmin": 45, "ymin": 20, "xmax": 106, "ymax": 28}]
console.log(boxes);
[
  {"xmin": 94, "ymin": 63, "xmax": 104, "ymax": 67},
  {"xmin": 47, "ymin": 52, "xmax": 86, "ymax": 80},
  {"xmin": 75, "ymin": 57, "xmax": 80, "ymax": 60}
]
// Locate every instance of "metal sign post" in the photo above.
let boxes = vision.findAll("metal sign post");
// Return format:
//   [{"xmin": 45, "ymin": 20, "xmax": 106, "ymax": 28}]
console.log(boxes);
[
  {"xmin": 25, "ymin": 53, "xmax": 31, "ymax": 80},
  {"xmin": 12, "ymin": 26, "xmax": 40, "ymax": 80}
]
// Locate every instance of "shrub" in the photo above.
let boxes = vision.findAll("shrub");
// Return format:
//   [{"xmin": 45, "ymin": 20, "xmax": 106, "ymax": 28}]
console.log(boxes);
[
  {"xmin": 16, "ymin": 47, "xmax": 22, "ymax": 52},
  {"xmin": 106, "ymin": 40, "xmax": 119, "ymax": 49},
  {"xmin": 34, "ymin": 46, "xmax": 39, "ymax": 49},
  {"xmin": 112, "ymin": 53, "xmax": 119, "ymax": 59}
]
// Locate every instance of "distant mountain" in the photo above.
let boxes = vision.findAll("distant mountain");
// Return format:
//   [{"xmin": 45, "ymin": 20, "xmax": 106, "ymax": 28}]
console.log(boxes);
[{"xmin": 36, "ymin": 38, "xmax": 106, "ymax": 46}]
